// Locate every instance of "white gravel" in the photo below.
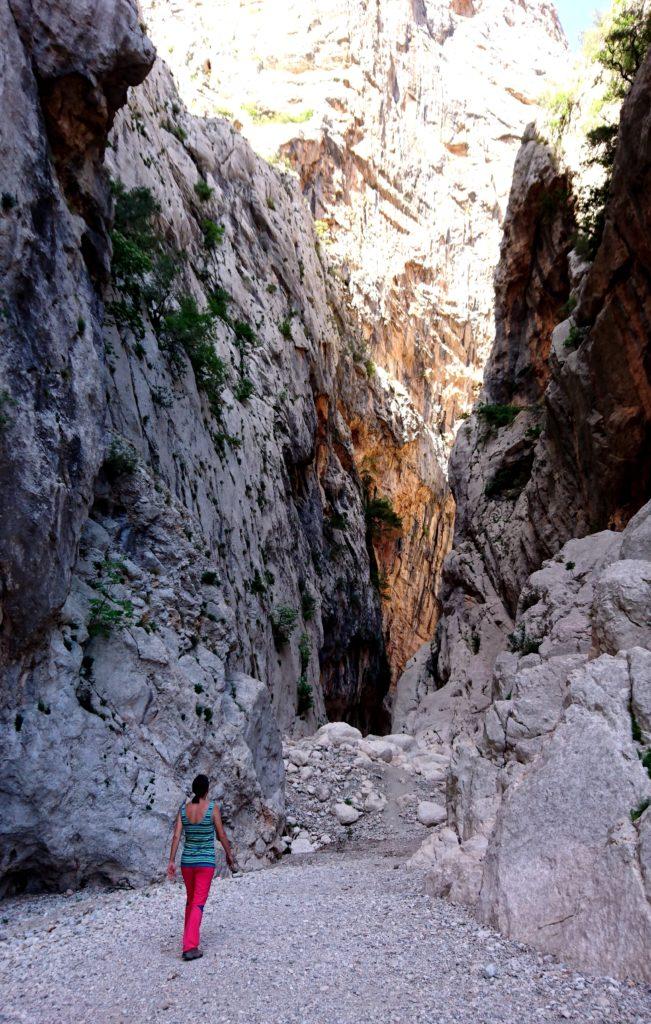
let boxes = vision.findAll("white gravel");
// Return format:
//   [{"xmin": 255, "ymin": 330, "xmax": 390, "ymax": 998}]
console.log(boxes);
[{"xmin": 1, "ymin": 849, "xmax": 650, "ymax": 1024}]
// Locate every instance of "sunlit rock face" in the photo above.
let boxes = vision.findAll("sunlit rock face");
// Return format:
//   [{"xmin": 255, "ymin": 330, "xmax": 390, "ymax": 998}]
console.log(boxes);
[{"xmin": 142, "ymin": 0, "xmax": 567, "ymax": 682}]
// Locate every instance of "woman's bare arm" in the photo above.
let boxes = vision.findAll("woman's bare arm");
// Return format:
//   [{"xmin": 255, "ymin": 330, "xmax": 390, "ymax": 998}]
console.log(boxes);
[
  {"xmin": 167, "ymin": 811, "xmax": 182, "ymax": 878},
  {"xmin": 213, "ymin": 803, "xmax": 237, "ymax": 870}
]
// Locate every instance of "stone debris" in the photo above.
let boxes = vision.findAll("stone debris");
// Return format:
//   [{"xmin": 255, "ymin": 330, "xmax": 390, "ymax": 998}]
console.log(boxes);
[{"xmin": 1, "ymin": 852, "xmax": 649, "ymax": 1024}]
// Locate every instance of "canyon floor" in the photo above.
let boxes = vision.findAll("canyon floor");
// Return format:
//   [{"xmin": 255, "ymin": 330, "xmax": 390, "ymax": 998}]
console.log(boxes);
[{"xmin": 1, "ymin": 844, "xmax": 650, "ymax": 1024}]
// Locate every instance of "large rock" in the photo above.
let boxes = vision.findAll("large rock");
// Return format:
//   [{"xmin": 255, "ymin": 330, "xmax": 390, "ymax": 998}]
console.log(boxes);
[{"xmin": 478, "ymin": 653, "xmax": 651, "ymax": 981}]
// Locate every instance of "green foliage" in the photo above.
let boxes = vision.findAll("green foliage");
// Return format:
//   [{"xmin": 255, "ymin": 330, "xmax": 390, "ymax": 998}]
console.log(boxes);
[
  {"xmin": 329, "ymin": 511, "xmax": 348, "ymax": 531},
  {"xmin": 194, "ymin": 179, "xmax": 214, "ymax": 201},
  {"xmin": 233, "ymin": 320, "xmax": 257, "ymax": 348},
  {"xmin": 87, "ymin": 557, "xmax": 135, "ymax": 639},
  {"xmin": 565, "ymin": 561, "xmax": 576, "ymax": 571},
  {"xmin": 37, "ymin": 700, "xmax": 51, "ymax": 715},
  {"xmin": 162, "ymin": 295, "xmax": 227, "ymax": 416},
  {"xmin": 559, "ymin": 294, "xmax": 578, "ymax": 318},
  {"xmin": 108, "ymin": 182, "xmax": 181, "ymax": 338},
  {"xmin": 630, "ymin": 798, "xmax": 650, "ymax": 823},
  {"xmin": 365, "ymin": 358, "xmax": 376, "ymax": 379},
  {"xmin": 163, "ymin": 119, "xmax": 187, "ymax": 143},
  {"xmin": 631, "ymin": 710, "xmax": 643, "ymax": 744},
  {"xmin": 298, "ymin": 632, "xmax": 311, "ymax": 674},
  {"xmin": 301, "ymin": 587, "xmax": 316, "ymax": 622},
  {"xmin": 297, "ymin": 676, "xmax": 314, "ymax": 717},
  {"xmin": 564, "ymin": 324, "xmax": 588, "ymax": 350},
  {"xmin": 103, "ymin": 436, "xmax": 137, "ymax": 481},
  {"xmin": 596, "ymin": 2, "xmax": 651, "ymax": 99},
  {"xmin": 201, "ymin": 570, "xmax": 218, "ymax": 585},
  {"xmin": 525, "ymin": 425, "xmax": 542, "ymax": 441},
  {"xmin": 14, "ymin": 713, "xmax": 23, "ymax": 732},
  {"xmin": 508, "ymin": 625, "xmax": 542, "ymax": 656},
  {"xmin": 576, "ymin": 2, "xmax": 651, "ymax": 257},
  {"xmin": 77, "ymin": 317, "xmax": 86, "ymax": 335},
  {"xmin": 208, "ymin": 287, "xmax": 231, "ymax": 322},
  {"xmin": 243, "ymin": 103, "xmax": 313, "ymax": 125},
  {"xmin": 469, "ymin": 632, "xmax": 481, "ymax": 655},
  {"xmin": 271, "ymin": 606, "xmax": 298, "ymax": 648},
  {"xmin": 642, "ymin": 749, "xmax": 651, "ymax": 779},
  {"xmin": 279, "ymin": 318, "xmax": 293, "ymax": 340},
  {"xmin": 202, "ymin": 219, "xmax": 225, "ymax": 249},
  {"xmin": 0, "ymin": 390, "xmax": 15, "ymax": 431},
  {"xmin": 250, "ymin": 570, "xmax": 267, "ymax": 596},
  {"xmin": 234, "ymin": 376, "xmax": 254, "ymax": 402},
  {"xmin": 477, "ymin": 403, "xmax": 521, "ymax": 429},
  {"xmin": 1, "ymin": 192, "xmax": 17, "ymax": 212},
  {"xmin": 542, "ymin": 86, "xmax": 577, "ymax": 144},
  {"xmin": 365, "ymin": 494, "xmax": 402, "ymax": 538}
]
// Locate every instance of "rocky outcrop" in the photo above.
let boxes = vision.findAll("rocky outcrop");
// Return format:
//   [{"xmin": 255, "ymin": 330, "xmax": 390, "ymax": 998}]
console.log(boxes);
[
  {"xmin": 396, "ymin": 49, "xmax": 651, "ymax": 980},
  {"xmin": 0, "ymin": 2, "xmax": 396, "ymax": 893},
  {"xmin": 139, "ymin": 0, "xmax": 567, "ymax": 683}
]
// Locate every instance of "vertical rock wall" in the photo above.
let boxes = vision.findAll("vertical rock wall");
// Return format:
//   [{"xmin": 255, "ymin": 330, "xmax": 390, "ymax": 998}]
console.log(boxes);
[{"xmin": 137, "ymin": 0, "xmax": 568, "ymax": 683}]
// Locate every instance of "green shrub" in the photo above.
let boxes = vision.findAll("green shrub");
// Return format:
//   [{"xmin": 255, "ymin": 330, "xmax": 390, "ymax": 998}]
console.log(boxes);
[
  {"xmin": 243, "ymin": 103, "xmax": 313, "ymax": 125},
  {"xmin": 564, "ymin": 324, "xmax": 588, "ymax": 350},
  {"xmin": 37, "ymin": 700, "xmax": 51, "ymax": 715},
  {"xmin": 508, "ymin": 625, "xmax": 542, "ymax": 655},
  {"xmin": 1, "ymin": 192, "xmax": 17, "ymax": 212},
  {"xmin": 194, "ymin": 179, "xmax": 213, "ymax": 201},
  {"xmin": 162, "ymin": 296, "xmax": 228, "ymax": 417},
  {"xmin": 234, "ymin": 376, "xmax": 254, "ymax": 402},
  {"xmin": 477, "ymin": 403, "xmax": 521, "ymax": 429},
  {"xmin": 250, "ymin": 570, "xmax": 266, "ymax": 596},
  {"xmin": 202, "ymin": 219, "xmax": 225, "ymax": 249},
  {"xmin": 14, "ymin": 713, "xmax": 23, "ymax": 732},
  {"xmin": 271, "ymin": 606, "xmax": 298, "ymax": 647},
  {"xmin": 631, "ymin": 798, "xmax": 650, "ymax": 823},
  {"xmin": 565, "ymin": 561, "xmax": 576, "ymax": 571},
  {"xmin": 365, "ymin": 359, "xmax": 376, "ymax": 379},
  {"xmin": 108, "ymin": 182, "xmax": 182, "ymax": 338},
  {"xmin": 298, "ymin": 632, "xmax": 311, "ymax": 673},
  {"xmin": 233, "ymin": 320, "xmax": 257, "ymax": 347},
  {"xmin": 642, "ymin": 749, "xmax": 651, "ymax": 779},
  {"xmin": 208, "ymin": 287, "xmax": 231, "ymax": 322},
  {"xmin": 365, "ymin": 494, "xmax": 402, "ymax": 538},
  {"xmin": 297, "ymin": 676, "xmax": 314, "ymax": 717},
  {"xmin": 103, "ymin": 436, "xmax": 137, "ymax": 481},
  {"xmin": 542, "ymin": 86, "xmax": 577, "ymax": 144},
  {"xmin": 576, "ymin": 3, "xmax": 651, "ymax": 257},
  {"xmin": 0, "ymin": 390, "xmax": 15, "ymax": 431},
  {"xmin": 279, "ymin": 318, "xmax": 292, "ymax": 340},
  {"xmin": 201, "ymin": 570, "xmax": 218, "ymax": 585},
  {"xmin": 301, "ymin": 587, "xmax": 316, "ymax": 621},
  {"xmin": 163, "ymin": 120, "xmax": 187, "ymax": 143},
  {"xmin": 329, "ymin": 511, "xmax": 348, "ymax": 531},
  {"xmin": 87, "ymin": 557, "xmax": 134, "ymax": 639}
]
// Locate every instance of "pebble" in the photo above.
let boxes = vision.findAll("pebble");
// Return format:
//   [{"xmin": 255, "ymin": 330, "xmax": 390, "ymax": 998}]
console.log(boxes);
[{"xmin": 2, "ymin": 854, "xmax": 648, "ymax": 1024}]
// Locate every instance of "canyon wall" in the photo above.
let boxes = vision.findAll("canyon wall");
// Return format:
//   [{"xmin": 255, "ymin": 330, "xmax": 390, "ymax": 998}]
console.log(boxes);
[
  {"xmin": 396, "ymin": 47, "xmax": 651, "ymax": 980},
  {"xmin": 140, "ymin": 0, "xmax": 567, "ymax": 682},
  {"xmin": 0, "ymin": 0, "xmax": 390, "ymax": 893}
]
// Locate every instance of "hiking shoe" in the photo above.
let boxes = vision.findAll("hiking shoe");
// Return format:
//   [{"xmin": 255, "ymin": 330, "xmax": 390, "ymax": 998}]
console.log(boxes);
[{"xmin": 182, "ymin": 948, "xmax": 203, "ymax": 961}]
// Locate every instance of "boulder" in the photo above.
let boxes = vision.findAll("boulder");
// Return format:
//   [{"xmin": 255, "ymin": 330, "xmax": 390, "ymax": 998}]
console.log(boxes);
[
  {"xmin": 333, "ymin": 803, "xmax": 362, "ymax": 825},
  {"xmin": 417, "ymin": 802, "xmax": 446, "ymax": 827}
]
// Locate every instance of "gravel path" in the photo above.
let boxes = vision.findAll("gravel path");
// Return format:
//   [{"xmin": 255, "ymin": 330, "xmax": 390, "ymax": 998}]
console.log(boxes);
[{"xmin": 1, "ymin": 849, "xmax": 650, "ymax": 1024}]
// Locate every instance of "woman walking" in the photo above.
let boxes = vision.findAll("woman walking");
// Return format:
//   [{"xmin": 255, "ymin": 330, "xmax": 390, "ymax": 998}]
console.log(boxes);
[{"xmin": 167, "ymin": 774, "xmax": 237, "ymax": 960}]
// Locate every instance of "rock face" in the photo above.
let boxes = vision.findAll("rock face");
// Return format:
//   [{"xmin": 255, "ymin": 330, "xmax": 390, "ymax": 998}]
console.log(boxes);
[
  {"xmin": 396, "ymin": 52, "xmax": 651, "ymax": 981},
  {"xmin": 140, "ymin": 0, "xmax": 567, "ymax": 683},
  {"xmin": 0, "ymin": 1, "xmax": 396, "ymax": 892}
]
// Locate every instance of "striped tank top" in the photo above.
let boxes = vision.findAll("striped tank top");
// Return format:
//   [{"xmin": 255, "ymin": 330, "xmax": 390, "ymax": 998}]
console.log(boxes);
[{"xmin": 180, "ymin": 800, "xmax": 216, "ymax": 867}]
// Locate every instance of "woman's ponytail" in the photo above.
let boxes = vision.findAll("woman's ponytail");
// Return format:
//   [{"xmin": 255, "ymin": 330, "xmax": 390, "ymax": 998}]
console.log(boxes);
[{"xmin": 191, "ymin": 773, "xmax": 210, "ymax": 804}]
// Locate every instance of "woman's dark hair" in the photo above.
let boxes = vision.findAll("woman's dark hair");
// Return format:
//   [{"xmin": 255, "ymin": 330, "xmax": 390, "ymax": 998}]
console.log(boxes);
[{"xmin": 191, "ymin": 774, "xmax": 210, "ymax": 803}]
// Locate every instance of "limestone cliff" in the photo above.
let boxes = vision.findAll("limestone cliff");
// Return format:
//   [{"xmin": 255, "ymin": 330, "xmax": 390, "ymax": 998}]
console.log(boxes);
[
  {"xmin": 0, "ymin": 0, "xmax": 390, "ymax": 892},
  {"xmin": 395, "ymin": 48, "xmax": 651, "ymax": 980},
  {"xmin": 139, "ymin": 0, "xmax": 568, "ymax": 682}
]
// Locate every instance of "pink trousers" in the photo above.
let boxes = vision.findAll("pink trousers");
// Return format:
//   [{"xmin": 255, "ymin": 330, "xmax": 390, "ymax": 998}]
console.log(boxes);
[{"xmin": 181, "ymin": 866, "xmax": 215, "ymax": 952}]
